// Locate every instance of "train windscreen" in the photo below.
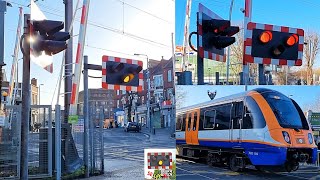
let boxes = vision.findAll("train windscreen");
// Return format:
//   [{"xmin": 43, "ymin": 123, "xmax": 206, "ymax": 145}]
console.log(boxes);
[{"xmin": 262, "ymin": 92, "xmax": 304, "ymax": 129}]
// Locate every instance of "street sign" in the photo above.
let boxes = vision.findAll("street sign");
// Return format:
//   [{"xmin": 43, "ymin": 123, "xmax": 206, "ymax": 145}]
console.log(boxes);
[
  {"xmin": 68, "ymin": 115, "xmax": 79, "ymax": 124},
  {"xmin": 310, "ymin": 113, "xmax": 320, "ymax": 126},
  {"xmin": 72, "ymin": 118, "xmax": 84, "ymax": 132}
]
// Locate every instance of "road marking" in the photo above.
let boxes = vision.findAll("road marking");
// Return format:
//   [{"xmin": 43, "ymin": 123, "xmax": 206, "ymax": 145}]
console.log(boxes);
[
  {"xmin": 275, "ymin": 173, "xmax": 312, "ymax": 180},
  {"xmin": 177, "ymin": 167, "xmax": 216, "ymax": 180}
]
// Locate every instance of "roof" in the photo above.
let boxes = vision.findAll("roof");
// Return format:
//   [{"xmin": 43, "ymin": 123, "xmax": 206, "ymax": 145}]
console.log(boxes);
[{"xmin": 177, "ymin": 88, "xmax": 283, "ymax": 114}]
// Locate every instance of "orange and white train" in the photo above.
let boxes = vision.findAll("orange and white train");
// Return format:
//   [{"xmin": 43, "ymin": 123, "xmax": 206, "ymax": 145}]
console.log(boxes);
[{"xmin": 176, "ymin": 88, "xmax": 317, "ymax": 172}]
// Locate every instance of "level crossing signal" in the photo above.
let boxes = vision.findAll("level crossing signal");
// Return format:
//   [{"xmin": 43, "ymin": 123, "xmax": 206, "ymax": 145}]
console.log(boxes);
[
  {"xmin": 102, "ymin": 56, "xmax": 144, "ymax": 92},
  {"xmin": 30, "ymin": 20, "xmax": 70, "ymax": 57},
  {"xmin": 244, "ymin": 22, "xmax": 304, "ymax": 66}
]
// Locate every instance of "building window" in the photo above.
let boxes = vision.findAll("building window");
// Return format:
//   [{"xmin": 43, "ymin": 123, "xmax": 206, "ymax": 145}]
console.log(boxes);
[
  {"xmin": 168, "ymin": 70, "xmax": 172, "ymax": 82},
  {"xmin": 153, "ymin": 75, "xmax": 163, "ymax": 88}
]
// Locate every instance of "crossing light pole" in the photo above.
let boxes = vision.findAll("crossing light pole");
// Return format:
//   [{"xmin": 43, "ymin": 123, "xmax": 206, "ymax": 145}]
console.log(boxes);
[{"xmin": 134, "ymin": 53, "xmax": 150, "ymax": 132}]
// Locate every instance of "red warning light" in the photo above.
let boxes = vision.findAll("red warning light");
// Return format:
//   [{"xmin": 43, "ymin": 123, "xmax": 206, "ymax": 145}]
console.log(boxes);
[
  {"xmin": 286, "ymin": 34, "xmax": 298, "ymax": 46},
  {"xmin": 259, "ymin": 31, "xmax": 273, "ymax": 43}
]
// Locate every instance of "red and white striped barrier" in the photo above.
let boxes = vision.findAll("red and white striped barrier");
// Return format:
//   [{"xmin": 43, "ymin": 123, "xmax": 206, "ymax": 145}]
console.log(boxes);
[
  {"xmin": 8, "ymin": 7, "xmax": 23, "ymax": 105},
  {"xmin": 69, "ymin": 0, "xmax": 90, "ymax": 115}
]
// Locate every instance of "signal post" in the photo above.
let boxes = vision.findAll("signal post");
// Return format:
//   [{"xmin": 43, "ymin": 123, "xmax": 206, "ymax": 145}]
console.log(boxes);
[{"xmin": 20, "ymin": 16, "xmax": 70, "ymax": 179}]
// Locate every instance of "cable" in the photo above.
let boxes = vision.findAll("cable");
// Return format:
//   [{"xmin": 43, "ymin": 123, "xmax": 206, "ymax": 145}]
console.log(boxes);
[
  {"xmin": 88, "ymin": 75, "xmax": 102, "ymax": 79},
  {"xmin": 115, "ymin": 0, "xmax": 172, "ymax": 24},
  {"xmin": 19, "ymin": 34, "xmax": 28, "ymax": 56},
  {"xmin": 84, "ymin": 44, "xmax": 135, "ymax": 57},
  {"xmin": 188, "ymin": 32, "xmax": 197, "ymax": 52},
  {"xmin": 9, "ymin": 0, "xmax": 171, "ymax": 49}
]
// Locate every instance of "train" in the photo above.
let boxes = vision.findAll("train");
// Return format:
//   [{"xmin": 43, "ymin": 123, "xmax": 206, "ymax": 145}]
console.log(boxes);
[{"xmin": 176, "ymin": 88, "xmax": 318, "ymax": 172}]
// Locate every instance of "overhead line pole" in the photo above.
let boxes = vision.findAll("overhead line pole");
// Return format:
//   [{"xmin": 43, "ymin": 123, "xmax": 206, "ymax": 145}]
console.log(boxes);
[
  {"xmin": 20, "ymin": 13, "xmax": 31, "ymax": 180},
  {"xmin": 0, "ymin": 1, "xmax": 7, "ymax": 108},
  {"xmin": 242, "ymin": 0, "xmax": 252, "ymax": 90},
  {"xmin": 64, "ymin": 0, "xmax": 73, "ymax": 121}
]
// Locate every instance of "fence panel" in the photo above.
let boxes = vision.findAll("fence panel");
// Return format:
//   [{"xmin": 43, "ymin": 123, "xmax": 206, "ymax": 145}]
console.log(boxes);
[
  {"xmin": 0, "ymin": 105, "xmax": 21, "ymax": 179},
  {"xmin": 28, "ymin": 105, "xmax": 52, "ymax": 178}
]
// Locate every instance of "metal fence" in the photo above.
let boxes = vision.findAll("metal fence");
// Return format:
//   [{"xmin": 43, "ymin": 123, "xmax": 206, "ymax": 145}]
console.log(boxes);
[
  {"xmin": 28, "ymin": 105, "xmax": 53, "ymax": 178},
  {"xmin": 70, "ymin": 104, "xmax": 104, "ymax": 177},
  {"xmin": 0, "ymin": 105, "xmax": 21, "ymax": 179}
]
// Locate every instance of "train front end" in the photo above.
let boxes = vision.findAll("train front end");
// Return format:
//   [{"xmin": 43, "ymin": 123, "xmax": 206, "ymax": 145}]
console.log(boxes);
[{"xmin": 251, "ymin": 89, "xmax": 318, "ymax": 172}]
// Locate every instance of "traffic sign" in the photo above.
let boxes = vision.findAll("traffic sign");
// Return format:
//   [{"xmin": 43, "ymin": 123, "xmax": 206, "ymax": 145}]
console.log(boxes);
[
  {"xmin": 310, "ymin": 113, "xmax": 320, "ymax": 126},
  {"xmin": 68, "ymin": 115, "xmax": 79, "ymax": 124}
]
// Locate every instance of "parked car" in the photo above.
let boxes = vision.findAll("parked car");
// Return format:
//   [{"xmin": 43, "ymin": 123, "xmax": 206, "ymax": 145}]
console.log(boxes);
[{"xmin": 124, "ymin": 122, "xmax": 140, "ymax": 132}]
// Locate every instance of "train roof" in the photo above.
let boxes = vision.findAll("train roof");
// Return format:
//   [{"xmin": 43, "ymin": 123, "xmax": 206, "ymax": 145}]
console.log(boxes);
[{"xmin": 177, "ymin": 88, "xmax": 280, "ymax": 113}]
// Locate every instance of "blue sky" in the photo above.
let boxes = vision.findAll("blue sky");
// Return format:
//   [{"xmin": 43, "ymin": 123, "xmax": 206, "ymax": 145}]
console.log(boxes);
[
  {"xmin": 4, "ymin": 0, "xmax": 174, "ymax": 106},
  {"xmin": 175, "ymin": 0, "xmax": 320, "ymax": 46},
  {"xmin": 176, "ymin": 85, "xmax": 320, "ymax": 112}
]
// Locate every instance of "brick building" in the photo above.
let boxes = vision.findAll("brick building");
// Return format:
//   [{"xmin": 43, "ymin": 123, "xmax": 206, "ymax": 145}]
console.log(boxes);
[
  {"xmin": 78, "ymin": 88, "xmax": 116, "ymax": 126},
  {"xmin": 114, "ymin": 57, "xmax": 175, "ymax": 129}
]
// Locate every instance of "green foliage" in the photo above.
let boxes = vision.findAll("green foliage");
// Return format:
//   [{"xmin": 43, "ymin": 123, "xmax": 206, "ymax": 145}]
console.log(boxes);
[
  {"xmin": 153, "ymin": 169, "xmax": 162, "ymax": 179},
  {"xmin": 170, "ymin": 161, "xmax": 176, "ymax": 180}
]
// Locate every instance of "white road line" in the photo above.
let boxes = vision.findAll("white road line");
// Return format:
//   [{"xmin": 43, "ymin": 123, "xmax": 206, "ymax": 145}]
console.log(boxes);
[{"xmin": 177, "ymin": 167, "xmax": 217, "ymax": 180}]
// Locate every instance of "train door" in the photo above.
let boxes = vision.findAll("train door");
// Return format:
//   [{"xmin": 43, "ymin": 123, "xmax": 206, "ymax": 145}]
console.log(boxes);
[
  {"xmin": 185, "ymin": 112, "xmax": 192, "ymax": 144},
  {"xmin": 190, "ymin": 110, "xmax": 200, "ymax": 145},
  {"xmin": 230, "ymin": 101, "xmax": 244, "ymax": 144}
]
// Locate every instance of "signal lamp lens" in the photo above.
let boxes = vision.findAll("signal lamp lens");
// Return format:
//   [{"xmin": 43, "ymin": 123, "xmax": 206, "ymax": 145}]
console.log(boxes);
[
  {"xmin": 158, "ymin": 160, "xmax": 163, "ymax": 166},
  {"xmin": 282, "ymin": 131, "xmax": 291, "ymax": 144},
  {"xmin": 308, "ymin": 133, "xmax": 313, "ymax": 144},
  {"xmin": 259, "ymin": 31, "xmax": 272, "ymax": 43},
  {"xmin": 273, "ymin": 45, "xmax": 285, "ymax": 56},
  {"xmin": 123, "ymin": 73, "xmax": 134, "ymax": 83},
  {"xmin": 286, "ymin": 34, "xmax": 298, "ymax": 46},
  {"xmin": 112, "ymin": 63, "xmax": 124, "ymax": 73}
]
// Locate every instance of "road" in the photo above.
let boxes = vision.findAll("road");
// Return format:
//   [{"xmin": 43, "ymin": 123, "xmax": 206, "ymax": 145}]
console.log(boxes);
[
  {"xmin": 176, "ymin": 158, "xmax": 320, "ymax": 180},
  {"xmin": 103, "ymin": 127, "xmax": 175, "ymax": 180}
]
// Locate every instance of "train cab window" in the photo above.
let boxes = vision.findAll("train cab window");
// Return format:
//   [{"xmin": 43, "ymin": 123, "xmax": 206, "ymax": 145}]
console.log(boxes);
[
  {"xmin": 263, "ymin": 92, "xmax": 303, "ymax": 129},
  {"xmin": 193, "ymin": 112, "xmax": 198, "ymax": 131},
  {"xmin": 187, "ymin": 113, "xmax": 192, "ymax": 131},
  {"xmin": 291, "ymin": 99, "xmax": 309, "ymax": 130},
  {"xmin": 203, "ymin": 109, "xmax": 216, "ymax": 129},
  {"xmin": 232, "ymin": 102, "xmax": 244, "ymax": 129},
  {"xmin": 243, "ymin": 96, "xmax": 266, "ymax": 129},
  {"xmin": 176, "ymin": 115, "xmax": 182, "ymax": 131},
  {"xmin": 214, "ymin": 104, "xmax": 232, "ymax": 130}
]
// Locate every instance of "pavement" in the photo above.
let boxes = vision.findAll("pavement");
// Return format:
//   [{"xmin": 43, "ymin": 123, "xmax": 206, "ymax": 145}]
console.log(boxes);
[{"xmin": 81, "ymin": 127, "xmax": 175, "ymax": 180}]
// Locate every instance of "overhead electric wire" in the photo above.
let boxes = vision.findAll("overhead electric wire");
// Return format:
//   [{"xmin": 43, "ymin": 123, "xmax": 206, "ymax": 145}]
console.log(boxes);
[
  {"xmin": 115, "ymin": 0, "xmax": 173, "ymax": 24},
  {"xmin": 8, "ymin": 0, "xmax": 171, "ymax": 49}
]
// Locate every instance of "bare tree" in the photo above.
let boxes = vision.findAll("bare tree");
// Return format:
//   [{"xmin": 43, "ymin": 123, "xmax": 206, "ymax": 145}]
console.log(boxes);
[
  {"xmin": 175, "ymin": 85, "xmax": 187, "ymax": 109},
  {"xmin": 304, "ymin": 32, "xmax": 320, "ymax": 85},
  {"xmin": 302, "ymin": 95, "xmax": 320, "ymax": 112},
  {"xmin": 229, "ymin": 28, "xmax": 243, "ymax": 79}
]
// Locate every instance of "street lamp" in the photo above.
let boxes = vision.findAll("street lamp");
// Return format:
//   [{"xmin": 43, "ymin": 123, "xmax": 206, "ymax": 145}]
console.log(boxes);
[
  {"xmin": 38, "ymin": 83, "xmax": 44, "ymax": 105},
  {"xmin": 134, "ymin": 53, "xmax": 151, "ymax": 132}
]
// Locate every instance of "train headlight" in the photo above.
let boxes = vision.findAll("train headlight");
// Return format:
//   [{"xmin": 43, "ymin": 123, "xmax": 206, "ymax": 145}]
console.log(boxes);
[
  {"xmin": 282, "ymin": 131, "xmax": 291, "ymax": 144},
  {"xmin": 308, "ymin": 133, "xmax": 313, "ymax": 144}
]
